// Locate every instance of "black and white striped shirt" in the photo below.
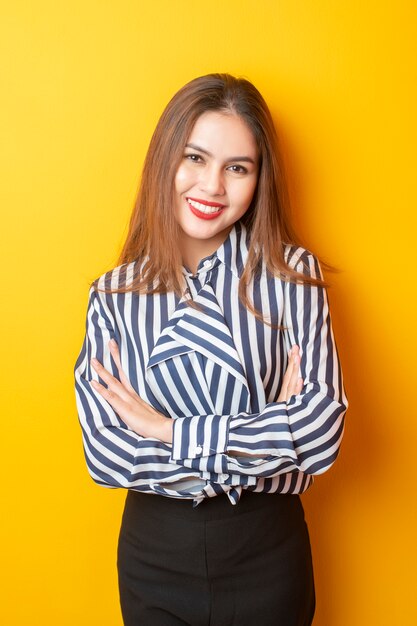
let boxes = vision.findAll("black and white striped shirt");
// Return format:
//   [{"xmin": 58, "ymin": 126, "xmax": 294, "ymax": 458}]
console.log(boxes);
[{"xmin": 75, "ymin": 222, "xmax": 347, "ymax": 506}]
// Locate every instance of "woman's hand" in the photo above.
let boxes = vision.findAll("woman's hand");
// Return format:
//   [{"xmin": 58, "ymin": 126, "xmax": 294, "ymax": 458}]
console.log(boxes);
[
  {"xmin": 277, "ymin": 345, "xmax": 304, "ymax": 402},
  {"xmin": 229, "ymin": 345, "xmax": 303, "ymax": 460},
  {"xmin": 90, "ymin": 339, "xmax": 173, "ymax": 443}
]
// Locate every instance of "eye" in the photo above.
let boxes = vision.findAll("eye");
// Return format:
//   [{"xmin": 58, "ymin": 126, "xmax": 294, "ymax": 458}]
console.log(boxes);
[
  {"xmin": 227, "ymin": 164, "xmax": 248, "ymax": 174},
  {"xmin": 184, "ymin": 153, "xmax": 204, "ymax": 163}
]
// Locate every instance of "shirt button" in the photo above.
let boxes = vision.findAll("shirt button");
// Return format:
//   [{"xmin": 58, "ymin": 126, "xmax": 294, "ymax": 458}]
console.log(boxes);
[
  {"xmin": 203, "ymin": 260, "xmax": 212, "ymax": 269},
  {"xmin": 220, "ymin": 474, "xmax": 228, "ymax": 481},
  {"xmin": 195, "ymin": 445, "xmax": 203, "ymax": 454}
]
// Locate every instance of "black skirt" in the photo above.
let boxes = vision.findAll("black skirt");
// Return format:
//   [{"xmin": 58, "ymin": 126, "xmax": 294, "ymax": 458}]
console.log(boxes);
[{"xmin": 117, "ymin": 490, "xmax": 315, "ymax": 626}]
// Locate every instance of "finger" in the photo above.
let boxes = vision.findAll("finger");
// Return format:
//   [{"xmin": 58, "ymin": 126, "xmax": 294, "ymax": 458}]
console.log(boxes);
[
  {"xmin": 108, "ymin": 341, "xmax": 150, "ymax": 409},
  {"xmin": 108, "ymin": 340, "xmax": 137, "ymax": 395},
  {"xmin": 295, "ymin": 377, "xmax": 304, "ymax": 395},
  {"xmin": 90, "ymin": 379, "xmax": 133, "ymax": 417},
  {"xmin": 277, "ymin": 353, "xmax": 295, "ymax": 402},
  {"xmin": 91, "ymin": 358, "xmax": 132, "ymax": 402},
  {"xmin": 285, "ymin": 349, "xmax": 303, "ymax": 399},
  {"xmin": 285, "ymin": 354, "xmax": 300, "ymax": 398},
  {"xmin": 90, "ymin": 378, "xmax": 161, "ymax": 436},
  {"xmin": 290, "ymin": 345, "xmax": 300, "ymax": 358},
  {"xmin": 284, "ymin": 346, "xmax": 298, "ymax": 382},
  {"xmin": 288, "ymin": 374, "xmax": 303, "ymax": 399},
  {"xmin": 278, "ymin": 360, "xmax": 293, "ymax": 400},
  {"xmin": 281, "ymin": 345, "xmax": 299, "ymax": 388}
]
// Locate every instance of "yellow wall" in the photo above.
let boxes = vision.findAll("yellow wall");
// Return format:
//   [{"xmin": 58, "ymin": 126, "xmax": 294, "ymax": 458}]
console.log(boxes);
[{"xmin": 1, "ymin": 1, "xmax": 416, "ymax": 624}]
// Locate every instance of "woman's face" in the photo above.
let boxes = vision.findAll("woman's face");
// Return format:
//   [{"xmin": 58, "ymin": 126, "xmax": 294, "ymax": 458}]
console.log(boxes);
[{"xmin": 174, "ymin": 111, "xmax": 259, "ymax": 269}]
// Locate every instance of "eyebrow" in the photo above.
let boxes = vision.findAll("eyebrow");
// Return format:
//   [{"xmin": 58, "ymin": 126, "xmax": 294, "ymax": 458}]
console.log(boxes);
[{"xmin": 185, "ymin": 143, "xmax": 257, "ymax": 164}]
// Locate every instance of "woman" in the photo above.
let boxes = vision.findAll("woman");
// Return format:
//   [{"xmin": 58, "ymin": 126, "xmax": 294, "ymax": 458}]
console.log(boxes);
[{"xmin": 75, "ymin": 73, "xmax": 347, "ymax": 625}]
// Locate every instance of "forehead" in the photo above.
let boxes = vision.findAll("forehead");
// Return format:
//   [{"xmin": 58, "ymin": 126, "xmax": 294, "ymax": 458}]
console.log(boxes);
[{"xmin": 187, "ymin": 111, "xmax": 258, "ymax": 157}]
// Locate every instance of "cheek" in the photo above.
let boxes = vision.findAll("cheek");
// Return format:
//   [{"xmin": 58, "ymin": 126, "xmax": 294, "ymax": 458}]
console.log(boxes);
[
  {"xmin": 175, "ymin": 164, "xmax": 194, "ymax": 192},
  {"xmin": 235, "ymin": 179, "xmax": 258, "ymax": 209}
]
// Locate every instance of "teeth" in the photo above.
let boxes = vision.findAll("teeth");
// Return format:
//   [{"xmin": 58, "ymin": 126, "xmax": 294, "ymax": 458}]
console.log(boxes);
[{"xmin": 187, "ymin": 198, "xmax": 223, "ymax": 214}]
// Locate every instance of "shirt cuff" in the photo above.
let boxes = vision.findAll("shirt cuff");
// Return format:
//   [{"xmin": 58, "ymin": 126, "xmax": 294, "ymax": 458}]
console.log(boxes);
[{"xmin": 171, "ymin": 414, "xmax": 231, "ymax": 461}]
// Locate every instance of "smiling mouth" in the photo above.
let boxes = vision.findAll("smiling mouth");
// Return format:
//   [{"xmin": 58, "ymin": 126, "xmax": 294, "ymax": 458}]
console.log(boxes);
[{"xmin": 186, "ymin": 197, "xmax": 226, "ymax": 215}]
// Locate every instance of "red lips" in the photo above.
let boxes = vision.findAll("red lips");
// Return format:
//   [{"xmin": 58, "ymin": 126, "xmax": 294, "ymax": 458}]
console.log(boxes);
[{"xmin": 186, "ymin": 197, "xmax": 226, "ymax": 220}]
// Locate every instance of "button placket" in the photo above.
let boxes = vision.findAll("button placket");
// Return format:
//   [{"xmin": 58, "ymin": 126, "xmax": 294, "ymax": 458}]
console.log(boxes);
[{"xmin": 202, "ymin": 259, "xmax": 213, "ymax": 270}]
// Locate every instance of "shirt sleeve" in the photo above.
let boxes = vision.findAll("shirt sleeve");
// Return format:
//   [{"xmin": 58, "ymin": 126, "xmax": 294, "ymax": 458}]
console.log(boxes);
[
  {"xmin": 74, "ymin": 287, "xmax": 212, "ymax": 490},
  {"xmin": 170, "ymin": 252, "xmax": 348, "ymax": 478}
]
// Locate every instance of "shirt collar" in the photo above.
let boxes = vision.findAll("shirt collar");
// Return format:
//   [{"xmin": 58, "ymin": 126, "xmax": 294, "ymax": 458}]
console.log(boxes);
[
  {"xmin": 182, "ymin": 221, "xmax": 250, "ymax": 279},
  {"xmin": 216, "ymin": 221, "xmax": 250, "ymax": 278}
]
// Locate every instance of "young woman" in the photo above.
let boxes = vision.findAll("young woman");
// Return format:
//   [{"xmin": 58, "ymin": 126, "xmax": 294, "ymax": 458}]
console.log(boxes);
[{"xmin": 75, "ymin": 73, "xmax": 347, "ymax": 626}]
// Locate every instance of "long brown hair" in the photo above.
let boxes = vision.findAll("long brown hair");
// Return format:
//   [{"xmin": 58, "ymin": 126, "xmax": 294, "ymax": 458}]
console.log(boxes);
[{"xmin": 111, "ymin": 73, "xmax": 324, "ymax": 312}]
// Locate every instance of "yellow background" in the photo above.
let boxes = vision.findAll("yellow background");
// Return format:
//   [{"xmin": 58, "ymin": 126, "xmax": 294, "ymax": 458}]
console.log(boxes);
[{"xmin": 1, "ymin": 1, "xmax": 416, "ymax": 624}]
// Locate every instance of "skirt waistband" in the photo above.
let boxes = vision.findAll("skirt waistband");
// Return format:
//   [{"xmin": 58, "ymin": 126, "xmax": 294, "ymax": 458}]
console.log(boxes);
[{"xmin": 124, "ymin": 489, "xmax": 303, "ymax": 522}]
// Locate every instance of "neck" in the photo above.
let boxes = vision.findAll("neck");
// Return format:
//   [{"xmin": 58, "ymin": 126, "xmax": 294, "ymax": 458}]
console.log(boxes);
[{"xmin": 178, "ymin": 226, "xmax": 234, "ymax": 274}]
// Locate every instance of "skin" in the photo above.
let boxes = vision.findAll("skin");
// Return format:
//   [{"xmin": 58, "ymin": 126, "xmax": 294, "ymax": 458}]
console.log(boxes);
[
  {"xmin": 174, "ymin": 111, "xmax": 259, "ymax": 273},
  {"xmin": 91, "ymin": 111, "xmax": 303, "ymax": 445}
]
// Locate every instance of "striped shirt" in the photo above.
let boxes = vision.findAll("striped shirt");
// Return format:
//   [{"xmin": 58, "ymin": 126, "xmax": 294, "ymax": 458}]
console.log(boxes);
[{"xmin": 74, "ymin": 222, "xmax": 347, "ymax": 506}]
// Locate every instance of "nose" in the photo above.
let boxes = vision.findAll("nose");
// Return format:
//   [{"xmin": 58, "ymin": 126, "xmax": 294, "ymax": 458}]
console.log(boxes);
[{"xmin": 199, "ymin": 164, "xmax": 225, "ymax": 196}]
